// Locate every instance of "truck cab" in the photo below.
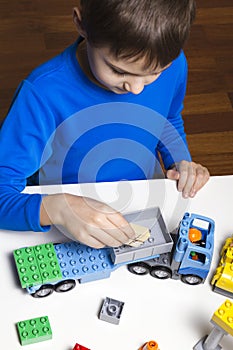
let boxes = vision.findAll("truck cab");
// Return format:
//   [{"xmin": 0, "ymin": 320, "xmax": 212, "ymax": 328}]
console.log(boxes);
[{"xmin": 127, "ymin": 212, "xmax": 215, "ymax": 285}]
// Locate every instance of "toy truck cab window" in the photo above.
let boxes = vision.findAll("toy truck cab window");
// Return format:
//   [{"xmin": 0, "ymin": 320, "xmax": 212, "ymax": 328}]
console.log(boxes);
[
  {"xmin": 189, "ymin": 251, "xmax": 207, "ymax": 264},
  {"xmin": 188, "ymin": 218, "xmax": 212, "ymax": 246},
  {"xmin": 187, "ymin": 219, "xmax": 214, "ymax": 265}
]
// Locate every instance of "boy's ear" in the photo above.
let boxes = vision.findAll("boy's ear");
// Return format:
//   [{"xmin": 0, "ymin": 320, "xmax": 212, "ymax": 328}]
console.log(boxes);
[{"xmin": 73, "ymin": 6, "xmax": 87, "ymax": 38}]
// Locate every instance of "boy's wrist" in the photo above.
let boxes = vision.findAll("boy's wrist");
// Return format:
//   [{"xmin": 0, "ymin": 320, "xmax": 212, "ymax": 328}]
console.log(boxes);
[{"xmin": 40, "ymin": 193, "xmax": 67, "ymax": 227}]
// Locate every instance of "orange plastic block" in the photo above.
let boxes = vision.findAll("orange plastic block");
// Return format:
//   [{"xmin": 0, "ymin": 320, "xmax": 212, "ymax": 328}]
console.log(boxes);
[
  {"xmin": 139, "ymin": 340, "xmax": 159, "ymax": 350},
  {"xmin": 189, "ymin": 228, "xmax": 202, "ymax": 242}
]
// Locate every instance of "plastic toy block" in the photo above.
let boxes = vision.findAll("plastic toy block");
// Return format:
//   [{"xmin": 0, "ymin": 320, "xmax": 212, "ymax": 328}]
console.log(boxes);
[
  {"xmin": 73, "ymin": 343, "xmax": 90, "ymax": 350},
  {"xmin": 193, "ymin": 299, "xmax": 233, "ymax": 350},
  {"xmin": 17, "ymin": 316, "xmax": 52, "ymax": 345},
  {"xmin": 33, "ymin": 243, "xmax": 62, "ymax": 283},
  {"xmin": 212, "ymin": 300, "xmax": 233, "ymax": 336},
  {"xmin": 189, "ymin": 228, "xmax": 202, "ymax": 243},
  {"xmin": 54, "ymin": 242, "xmax": 114, "ymax": 283},
  {"xmin": 14, "ymin": 247, "xmax": 43, "ymax": 288},
  {"xmin": 14, "ymin": 243, "xmax": 62, "ymax": 288},
  {"xmin": 99, "ymin": 297, "xmax": 124, "ymax": 325},
  {"xmin": 126, "ymin": 223, "xmax": 151, "ymax": 247},
  {"xmin": 193, "ymin": 332, "xmax": 223, "ymax": 350},
  {"xmin": 224, "ymin": 245, "xmax": 233, "ymax": 263},
  {"xmin": 139, "ymin": 340, "xmax": 159, "ymax": 349},
  {"xmin": 211, "ymin": 236, "xmax": 233, "ymax": 298},
  {"xmin": 214, "ymin": 263, "xmax": 233, "ymax": 294},
  {"xmin": 173, "ymin": 212, "xmax": 215, "ymax": 281},
  {"xmin": 112, "ymin": 207, "xmax": 173, "ymax": 264}
]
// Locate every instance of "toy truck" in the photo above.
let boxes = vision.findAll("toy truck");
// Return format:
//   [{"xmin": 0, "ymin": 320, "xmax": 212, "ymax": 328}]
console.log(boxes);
[
  {"xmin": 13, "ymin": 208, "xmax": 215, "ymax": 298},
  {"xmin": 211, "ymin": 236, "xmax": 233, "ymax": 298}
]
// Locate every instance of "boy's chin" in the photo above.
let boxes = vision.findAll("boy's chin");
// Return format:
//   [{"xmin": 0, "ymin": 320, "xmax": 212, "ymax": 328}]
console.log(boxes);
[{"xmin": 111, "ymin": 86, "xmax": 128, "ymax": 94}]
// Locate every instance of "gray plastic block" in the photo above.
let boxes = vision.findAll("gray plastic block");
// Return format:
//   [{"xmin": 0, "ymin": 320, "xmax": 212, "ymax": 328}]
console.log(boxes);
[
  {"xmin": 112, "ymin": 207, "xmax": 173, "ymax": 264},
  {"xmin": 193, "ymin": 336, "xmax": 222, "ymax": 350},
  {"xmin": 98, "ymin": 297, "xmax": 124, "ymax": 325}
]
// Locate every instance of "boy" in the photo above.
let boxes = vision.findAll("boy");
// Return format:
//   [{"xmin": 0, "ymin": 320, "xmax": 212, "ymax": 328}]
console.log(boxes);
[{"xmin": 0, "ymin": 0, "xmax": 209, "ymax": 248}]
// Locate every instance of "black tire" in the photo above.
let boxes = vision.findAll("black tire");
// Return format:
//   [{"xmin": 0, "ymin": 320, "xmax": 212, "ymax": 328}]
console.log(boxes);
[
  {"xmin": 32, "ymin": 284, "xmax": 54, "ymax": 298},
  {"xmin": 127, "ymin": 262, "xmax": 150, "ymax": 275},
  {"xmin": 150, "ymin": 266, "xmax": 172, "ymax": 279},
  {"xmin": 181, "ymin": 274, "xmax": 203, "ymax": 285},
  {"xmin": 54, "ymin": 279, "xmax": 76, "ymax": 293}
]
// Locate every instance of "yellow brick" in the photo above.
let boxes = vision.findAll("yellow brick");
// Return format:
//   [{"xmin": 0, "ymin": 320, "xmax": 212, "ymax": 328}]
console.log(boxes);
[
  {"xmin": 215, "ymin": 263, "xmax": 233, "ymax": 293},
  {"xmin": 225, "ymin": 247, "xmax": 233, "ymax": 263},
  {"xmin": 126, "ymin": 223, "xmax": 150, "ymax": 247},
  {"xmin": 212, "ymin": 300, "xmax": 233, "ymax": 336}
]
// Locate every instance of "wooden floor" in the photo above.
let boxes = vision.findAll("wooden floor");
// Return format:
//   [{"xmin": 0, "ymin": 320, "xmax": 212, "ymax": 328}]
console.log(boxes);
[{"xmin": 0, "ymin": 0, "xmax": 232, "ymax": 175}]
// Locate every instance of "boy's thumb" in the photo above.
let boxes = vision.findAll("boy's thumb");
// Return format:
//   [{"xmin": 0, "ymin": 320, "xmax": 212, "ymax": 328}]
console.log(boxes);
[{"xmin": 166, "ymin": 168, "xmax": 180, "ymax": 180}]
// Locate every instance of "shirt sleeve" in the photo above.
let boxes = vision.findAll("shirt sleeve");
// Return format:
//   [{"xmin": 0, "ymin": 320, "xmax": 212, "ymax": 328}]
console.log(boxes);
[
  {"xmin": 0, "ymin": 80, "xmax": 55, "ymax": 231},
  {"xmin": 157, "ymin": 54, "xmax": 192, "ymax": 169}
]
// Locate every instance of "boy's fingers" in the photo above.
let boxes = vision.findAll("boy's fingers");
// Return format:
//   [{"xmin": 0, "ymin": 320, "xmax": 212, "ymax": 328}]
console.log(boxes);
[
  {"xmin": 166, "ymin": 168, "xmax": 180, "ymax": 180},
  {"xmin": 182, "ymin": 166, "xmax": 196, "ymax": 197},
  {"xmin": 190, "ymin": 166, "xmax": 210, "ymax": 197},
  {"xmin": 87, "ymin": 217, "xmax": 135, "ymax": 247},
  {"xmin": 82, "ymin": 235, "xmax": 106, "ymax": 249},
  {"xmin": 91, "ymin": 227, "xmax": 125, "ymax": 247},
  {"xmin": 176, "ymin": 161, "xmax": 197, "ymax": 197},
  {"xmin": 176, "ymin": 162, "xmax": 189, "ymax": 193},
  {"xmin": 107, "ymin": 212, "xmax": 136, "ymax": 240},
  {"xmin": 167, "ymin": 161, "xmax": 210, "ymax": 199}
]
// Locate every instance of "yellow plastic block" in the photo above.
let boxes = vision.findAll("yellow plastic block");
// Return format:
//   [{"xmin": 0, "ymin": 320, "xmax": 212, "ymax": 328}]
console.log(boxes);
[
  {"xmin": 212, "ymin": 300, "xmax": 233, "ymax": 336},
  {"xmin": 126, "ymin": 223, "xmax": 150, "ymax": 247},
  {"xmin": 225, "ymin": 247, "xmax": 233, "ymax": 263},
  {"xmin": 211, "ymin": 236, "xmax": 233, "ymax": 290},
  {"xmin": 215, "ymin": 263, "xmax": 233, "ymax": 293},
  {"xmin": 211, "ymin": 265, "xmax": 224, "ymax": 286},
  {"xmin": 221, "ymin": 237, "xmax": 233, "ymax": 257}
]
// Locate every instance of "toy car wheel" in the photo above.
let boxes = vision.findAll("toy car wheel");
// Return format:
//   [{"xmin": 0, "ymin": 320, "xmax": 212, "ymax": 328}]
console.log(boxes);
[
  {"xmin": 150, "ymin": 266, "xmax": 172, "ymax": 279},
  {"xmin": 181, "ymin": 274, "xmax": 203, "ymax": 285},
  {"xmin": 127, "ymin": 262, "xmax": 150, "ymax": 275},
  {"xmin": 32, "ymin": 284, "xmax": 54, "ymax": 298},
  {"xmin": 54, "ymin": 279, "xmax": 76, "ymax": 293}
]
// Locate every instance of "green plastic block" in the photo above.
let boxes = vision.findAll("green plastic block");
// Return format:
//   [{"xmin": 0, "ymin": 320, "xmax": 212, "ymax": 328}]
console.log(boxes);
[
  {"xmin": 33, "ymin": 243, "xmax": 62, "ymax": 284},
  {"xmin": 17, "ymin": 316, "xmax": 52, "ymax": 345},
  {"xmin": 14, "ymin": 247, "xmax": 42, "ymax": 288},
  {"xmin": 13, "ymin": 243, "xmax": 63, "ymax": 289}
]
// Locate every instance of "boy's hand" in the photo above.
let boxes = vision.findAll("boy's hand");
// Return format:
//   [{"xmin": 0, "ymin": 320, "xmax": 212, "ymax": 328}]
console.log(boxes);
[
  {"xmin": 40, "ymin": 194, "xmax": 136, "ymax": 248},
  {"xmin": 166, "ymin": 160, "xmax": 210, "ymax": 198}
]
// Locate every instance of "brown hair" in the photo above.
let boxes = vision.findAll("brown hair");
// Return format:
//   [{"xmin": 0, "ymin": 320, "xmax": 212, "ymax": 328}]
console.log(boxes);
[{"xmin": 80, "ymin": 0, "xmax": 196, "ymax": 69}]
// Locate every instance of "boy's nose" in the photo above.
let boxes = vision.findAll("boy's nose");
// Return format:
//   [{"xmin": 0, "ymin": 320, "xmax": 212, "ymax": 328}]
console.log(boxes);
[{"xmin": 124, "ymin": 79, "xmax": 144, "ymax": 94}]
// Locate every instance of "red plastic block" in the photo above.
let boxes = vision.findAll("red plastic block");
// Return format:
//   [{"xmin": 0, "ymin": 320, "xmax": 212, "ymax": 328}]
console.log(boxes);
[{"xmin": 73, "ymin": 343, "xmax": 90, "ymax": 350}]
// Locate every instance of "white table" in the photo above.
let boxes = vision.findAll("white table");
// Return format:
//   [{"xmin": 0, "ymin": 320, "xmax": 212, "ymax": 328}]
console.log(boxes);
[{"xmin": 1, "ymin": 176, "xmax": 233, "ymax": 350}]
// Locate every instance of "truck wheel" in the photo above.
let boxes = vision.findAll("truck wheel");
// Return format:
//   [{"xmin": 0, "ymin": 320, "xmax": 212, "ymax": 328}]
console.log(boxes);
[
  {"xmin": 127, "ymin": 262, "xmax": 150, "ymax": 275},
  {"xmin": 54, "ymin": 279, "xmax": 76, "ymax": 293},
  {"xmin": 150, "ymin": 266, "xmax": 172, "ymax": 279},
  {"xmin": 32, "ymin": 284, "xmax": 54, "ymax": 298},
  {"xmin": 181, "ymin": 274, "xmax": 203, "ymax": 285}
]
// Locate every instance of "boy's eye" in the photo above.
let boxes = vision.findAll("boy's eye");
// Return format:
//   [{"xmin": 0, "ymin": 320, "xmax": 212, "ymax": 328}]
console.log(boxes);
[{"xmin": 110, "ymin": 67, "xmax": 125, "ymax": 76}]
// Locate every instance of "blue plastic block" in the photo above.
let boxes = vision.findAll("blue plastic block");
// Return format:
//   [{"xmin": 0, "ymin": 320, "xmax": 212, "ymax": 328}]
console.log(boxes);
[{"xmin": 54, "ymin": 242, "xmax": 114, "ymax": 283}]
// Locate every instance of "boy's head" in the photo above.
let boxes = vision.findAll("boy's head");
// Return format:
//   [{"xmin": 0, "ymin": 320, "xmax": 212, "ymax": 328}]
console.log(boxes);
[
  {"xmin": 77, "ymin": 0, "xmax": 195, "ymax": 70},
  {"xmin": 74, "ymin": 0, "xmax": 196, "ymax": 94}
]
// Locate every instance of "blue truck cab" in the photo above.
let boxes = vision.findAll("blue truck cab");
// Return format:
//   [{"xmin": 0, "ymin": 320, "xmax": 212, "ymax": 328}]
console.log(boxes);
[{"xmin": 127, "ymin": 212, "xmax": 215, "ymax": 285}]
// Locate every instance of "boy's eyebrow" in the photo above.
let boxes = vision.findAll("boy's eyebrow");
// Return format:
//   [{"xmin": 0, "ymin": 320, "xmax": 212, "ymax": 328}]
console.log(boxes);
[{"xmin": 105, "ymin": 59, "xmax": 166, "ymax": 76}]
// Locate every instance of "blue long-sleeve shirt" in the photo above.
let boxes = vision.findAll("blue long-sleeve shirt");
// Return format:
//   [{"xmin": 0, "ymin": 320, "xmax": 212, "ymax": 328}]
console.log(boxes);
[{"xmin": 0, "ymin": 40, "xmax": 191, "ymax": 232}]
